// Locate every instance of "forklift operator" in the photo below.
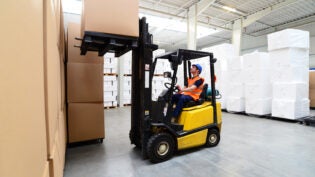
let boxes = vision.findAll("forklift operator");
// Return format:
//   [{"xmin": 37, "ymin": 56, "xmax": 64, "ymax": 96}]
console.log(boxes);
[{"xmin": 171, "ymin": 64, "xmax": 204, "ymax": 120}]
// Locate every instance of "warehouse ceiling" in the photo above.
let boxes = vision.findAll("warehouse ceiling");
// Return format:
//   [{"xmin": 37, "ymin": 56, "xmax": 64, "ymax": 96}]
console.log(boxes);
[
  {"xmin": 139, "ymin": 0, "xmax": 315, "ymax": 51},
  {"xmin": 63, "ymin": 0, "xmax": 315, "ymax": 51}
]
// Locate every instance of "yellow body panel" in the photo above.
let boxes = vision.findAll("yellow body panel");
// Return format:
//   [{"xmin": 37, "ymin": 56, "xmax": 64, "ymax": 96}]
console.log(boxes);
[
  {"xmin": 178, "ymin": 102, "xmax": 222, "ymax": 131},
  {"xmin": 176, "ymin": 102, "xmax": 222, "ymax": 150},
  {"xmin": 177, "ymin": 129, "xmax": 208, "ymax": 150}
]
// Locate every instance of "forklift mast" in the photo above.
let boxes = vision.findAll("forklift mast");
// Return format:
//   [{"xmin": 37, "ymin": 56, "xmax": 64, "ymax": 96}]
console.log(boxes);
[{"xmin": 130, "ymin": 18, "xmax": 158, "ymax": 158}]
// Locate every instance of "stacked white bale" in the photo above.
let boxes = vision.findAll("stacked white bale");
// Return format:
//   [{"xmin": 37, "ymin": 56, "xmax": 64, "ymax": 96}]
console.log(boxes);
[
  {"xmin": 268, "ymin": 29, "xmax": 310, "ymax": 119},
  {"xmin": 120, "ymin": 76, "xmax": 131, "ymax": 105},
  {"xmin": 226, "ymin": 56, "xmax": 245, "ymax": 112},
  {"xmin": 104, "ymin": 53, "xmax": 118, "ymax": 74},
  {"xmin": 119, "ymin": 51, "xmax": 132, "ymax": 74},
  {"xmin": 152, "ymin": 76, "xmax": 167, "ymax": 101},
  {"xmin": 118, "ymin": 51, "xmax": 132, "ymax": 106},
  {"xmin": 152, "ymin": 49, "xmax": 171, "ymax": 101},
  {"xmin": 243, "ymin": 51, "xmax": 272, "ymax": 115},
  {"xmin": 103, "ymin": 75, "xmax": 118, "ymax": 107},
  {"xmin": 202, "ymin": 43, "xmax": 237, "ymax": 109}
]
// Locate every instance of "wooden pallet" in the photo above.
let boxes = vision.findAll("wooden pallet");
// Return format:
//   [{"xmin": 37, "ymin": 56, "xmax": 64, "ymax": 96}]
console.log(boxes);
[
  {"xmin": 104, "ymin": 73, "xmax": 118, "ymax": 76},
  {"xmin": 104, "ymin": 106, "xmax": 117, "ymax": 109}
]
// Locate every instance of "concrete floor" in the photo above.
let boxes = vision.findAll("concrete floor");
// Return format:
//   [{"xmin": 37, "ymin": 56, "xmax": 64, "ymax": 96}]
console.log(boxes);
[{"xmin": 64, "ymin": 108, "xmax": 315, "ymax": 177}]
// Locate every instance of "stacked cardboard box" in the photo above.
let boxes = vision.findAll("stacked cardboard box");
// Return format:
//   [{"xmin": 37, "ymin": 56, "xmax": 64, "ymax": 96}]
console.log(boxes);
[
  {"xmin": 310, "ymin": 71, "xmax": 315, "ymax": 107},
  {"xmin": 243, "ymin": 51, "xmax": 272, "ymax": 115},
  {"xmin": 0, "ymin": 1, "xmax": 67, "ymax": 177},
  {"xmin": 67, "ymin": 23, "xmax": 105, "ymax": 143},
  {"xmin": 202, "ymin": 44, "xmax": 237, "ymax": 109},
  {"xmin": 268, "ymin": 29, "xmax": 310, "ymax": 119}
]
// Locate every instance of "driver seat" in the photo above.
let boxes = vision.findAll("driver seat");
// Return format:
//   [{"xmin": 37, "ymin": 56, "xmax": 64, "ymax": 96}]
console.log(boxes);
[{"xmin": 183, "ymin": 84, "xmax": 208, "ymax": 108}]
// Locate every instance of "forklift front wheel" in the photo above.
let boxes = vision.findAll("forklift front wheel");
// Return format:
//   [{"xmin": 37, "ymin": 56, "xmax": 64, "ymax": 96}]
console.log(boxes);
[
  {"xmin": 205, "ymin": 129, "xmax": 220, "ymax": 147},
  {"xmin": 147, "ymin": 133, "xmax": 175, "ymax": 163}
]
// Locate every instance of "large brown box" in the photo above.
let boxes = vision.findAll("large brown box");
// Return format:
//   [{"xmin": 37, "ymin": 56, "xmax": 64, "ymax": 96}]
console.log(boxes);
[
  {"xmin": 310, "ymin": 88, "xmax": 315, "ymax": 107},
  {"xmin": 81, "ymin": 0, "xmax": 139, "ymax": 37},
  {"xmin": 310, "ymin": 71, "xmax": 315, "ymax": 88},
  {"xmin": 0, "ymin": 1, "xmax": 47, "ymax": 177},
  {"xmin": 45, "ymin": 0, "xmax": 62, "ymax": 157},
  {"xmin": 67, "ymin": 62, "xmax": 103, "ymax": 103},
  {"xmin": 68, "ymin": 103, "xmax": 105, "ymax": 143},
  {"xmin": 67, "ymin": 22, "xmax": 103, "ymax": 63}
]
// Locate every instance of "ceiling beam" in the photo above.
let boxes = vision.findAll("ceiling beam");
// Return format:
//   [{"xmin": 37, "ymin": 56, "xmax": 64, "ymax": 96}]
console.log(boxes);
[
  {"xmin": 139, "ymin": 6, "xmax": 231, "ymax": 31},
  {"xmin": 248, "ymin": 14, "xmax": 315, "ymax": 36},
  {"xmin": 242, "ymin": 0, "xmax": 299, "ymax": 27},
  {"xmin": 196, "ymin": 0, "xmax": 216, "ymax": 16}
]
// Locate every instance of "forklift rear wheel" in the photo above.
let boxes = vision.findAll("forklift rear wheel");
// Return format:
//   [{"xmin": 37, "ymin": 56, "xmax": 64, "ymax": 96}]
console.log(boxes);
[
  {"xmin": 205, "ymin": 129, "xmax": 220, "ymax": 147},
  {"xmin": 147, "ymin": 133, "xmax": 175, "ymax": 163}
]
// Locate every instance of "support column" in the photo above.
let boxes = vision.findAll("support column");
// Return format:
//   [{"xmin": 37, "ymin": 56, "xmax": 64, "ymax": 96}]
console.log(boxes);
[
  {"xmin": 187, "ymin": 4, "xmax": 197, "ymax": 50},
  {"xmin": 232, "ymin": 19, "xmax": 242, "ymax": 56}
]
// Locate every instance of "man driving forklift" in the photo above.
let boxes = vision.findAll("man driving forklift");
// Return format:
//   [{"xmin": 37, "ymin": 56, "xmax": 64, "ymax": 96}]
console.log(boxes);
[{"xmin": 171, "ymin": 64, "xmax": 204, "ymax": 122}]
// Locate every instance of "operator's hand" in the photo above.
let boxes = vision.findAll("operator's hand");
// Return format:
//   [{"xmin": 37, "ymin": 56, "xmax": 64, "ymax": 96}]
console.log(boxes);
[{"xmin": 176, "ymin": 85, "xmax": 181, "ymax": 92}]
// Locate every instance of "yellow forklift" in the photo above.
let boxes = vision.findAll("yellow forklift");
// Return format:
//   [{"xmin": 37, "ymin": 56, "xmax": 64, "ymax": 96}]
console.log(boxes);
[{"xmin": 78, "ymin": 17, "xmax": 222, "ymax": 163}]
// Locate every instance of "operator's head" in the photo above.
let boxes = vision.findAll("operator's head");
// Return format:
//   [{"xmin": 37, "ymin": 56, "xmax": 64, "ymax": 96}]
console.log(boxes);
[{"xmin": 192, "ymin": 64, "xmax": 202, "ymax": 74}]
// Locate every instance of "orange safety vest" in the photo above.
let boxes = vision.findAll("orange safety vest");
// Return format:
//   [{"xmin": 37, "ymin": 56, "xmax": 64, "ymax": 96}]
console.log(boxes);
[{"xmin": 182, "ymin": 76, "xmax": 204, "ymax": 100}]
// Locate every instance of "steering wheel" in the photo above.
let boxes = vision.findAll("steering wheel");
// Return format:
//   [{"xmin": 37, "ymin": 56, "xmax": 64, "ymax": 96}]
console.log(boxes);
[{"xmin": 164, "ymin": 83, "xmax": 179, "ymax": 92}]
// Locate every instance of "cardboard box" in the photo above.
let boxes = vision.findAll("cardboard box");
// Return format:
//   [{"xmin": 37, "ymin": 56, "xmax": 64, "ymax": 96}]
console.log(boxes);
[
  {"xmin": 81, "ymin": 0, "xmax": 139, "ymax": 37},
  {"xmin": 49, "ymin": 140, "xmax": 63, "ymax": 177},
  {"xmin": 310, "ymin": 88, "xmax": 315, "ymax": 107},
  {"xmin": 310, "ymin": 71, "xmax": 315, "ymax": 88},
  {"xmin": 68, "ymin": 103, "xmax": 105, "ymax": 143},
  {"xmin": 67, "ymin": 23, "xmax": 103, "ymax": 63},
  {"xmin": 0, "ymin": 0, "xmax": 48, "ymax": 177},
  {"xmin": 42, "ymin": 162, "xmax": 50, "ymax": 177},
  {"xmin": 67, "ymin": 63, "xmax": 103, "ymax": 103},
  {"xmin": 45, "ymin": 0, "xmax": 62, "ymax": 157}
]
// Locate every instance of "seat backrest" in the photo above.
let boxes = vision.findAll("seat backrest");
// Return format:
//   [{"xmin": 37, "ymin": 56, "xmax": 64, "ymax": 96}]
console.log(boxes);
[
  {"xmin": 183, "ymin": 84, "xmax": 208, "ymax": 108},
  {"xmin": 199, "ymin": 84, "xmax": 208, "ymax": 101}
]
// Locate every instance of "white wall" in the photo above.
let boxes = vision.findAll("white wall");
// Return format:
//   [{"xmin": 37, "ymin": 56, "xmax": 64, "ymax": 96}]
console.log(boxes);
[{"xmin": 240, "ymin": 22, "xmax": 315, "ymax": 68}]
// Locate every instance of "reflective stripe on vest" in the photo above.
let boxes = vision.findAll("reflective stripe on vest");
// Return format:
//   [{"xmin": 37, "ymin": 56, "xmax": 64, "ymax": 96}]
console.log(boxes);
[{"xmin": 182, "ymin": 76, "xmax": 204, "ymax": 100}]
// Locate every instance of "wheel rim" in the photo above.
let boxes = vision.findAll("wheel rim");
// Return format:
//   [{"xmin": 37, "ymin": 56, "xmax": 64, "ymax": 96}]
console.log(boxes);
[
  {"xmin": 157, "ymin": 141, "xmax": 169, "ymax": 156},
  {"xmin": 209, "ymin": 134, "xmax": 217, "ymax": 144}
]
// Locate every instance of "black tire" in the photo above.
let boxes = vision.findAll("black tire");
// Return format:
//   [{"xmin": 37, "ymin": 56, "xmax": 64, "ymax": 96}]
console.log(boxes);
[
  {"xmin": 205, "ymin": 129, "xmax": 220, "ymax": 147},
  {"xmin": 147, "ymin": 133, "xmax": 175, "ymax": 163}
]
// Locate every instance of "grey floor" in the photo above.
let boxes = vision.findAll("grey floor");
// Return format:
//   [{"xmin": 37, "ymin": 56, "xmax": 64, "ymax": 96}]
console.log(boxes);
[{"xmin": 64, "ymin": 108, "xmax": 315, "ymax": 177}]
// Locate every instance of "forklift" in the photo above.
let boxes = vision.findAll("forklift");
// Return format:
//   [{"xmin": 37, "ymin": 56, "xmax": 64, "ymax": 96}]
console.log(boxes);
[{"xmin": 78, "ymin": 17, "xmax": 222, "ymax": 163}]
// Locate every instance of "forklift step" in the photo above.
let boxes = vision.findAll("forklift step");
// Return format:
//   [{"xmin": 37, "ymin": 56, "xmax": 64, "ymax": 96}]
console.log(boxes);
[{"xmin": 170, "ymin": 123, "xmax": 183, "ymax": 132}]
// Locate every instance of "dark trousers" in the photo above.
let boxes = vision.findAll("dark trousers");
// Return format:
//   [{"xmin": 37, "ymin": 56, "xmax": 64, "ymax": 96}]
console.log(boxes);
[{"xmin": 171, "ymin": 94, "xmax": 193, "ymax": 118}]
